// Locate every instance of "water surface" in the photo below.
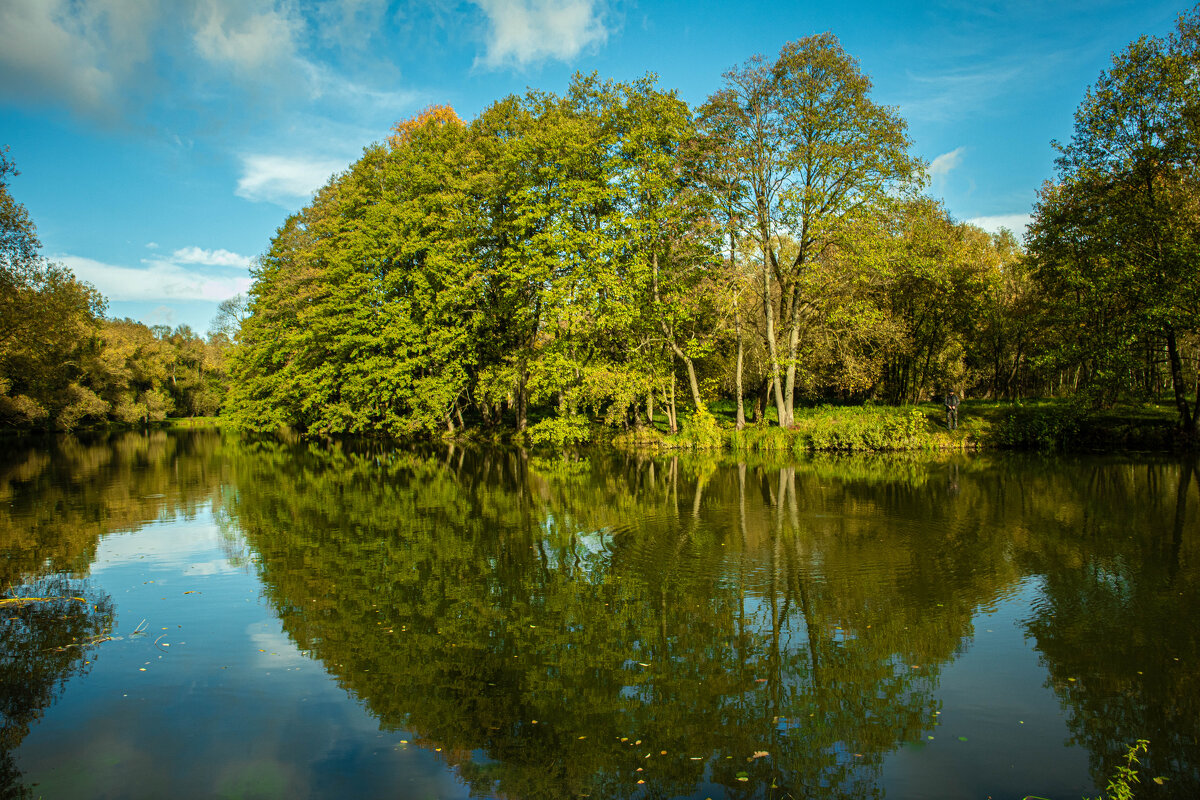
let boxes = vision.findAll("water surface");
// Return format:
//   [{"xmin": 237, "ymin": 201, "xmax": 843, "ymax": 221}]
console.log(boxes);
[{"xmin": 2, "ymin": 431, "xmax": 1197, "ymax": 799}]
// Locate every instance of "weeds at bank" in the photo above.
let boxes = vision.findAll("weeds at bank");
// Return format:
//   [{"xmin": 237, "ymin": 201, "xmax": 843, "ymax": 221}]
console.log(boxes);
[
  {"xmin": 605, "ymin": 400, "xmax": 1180, "ymax": 454},
  {"xmin": 652, "ymin": 403, "xmax": 980, "ymax": 453}
]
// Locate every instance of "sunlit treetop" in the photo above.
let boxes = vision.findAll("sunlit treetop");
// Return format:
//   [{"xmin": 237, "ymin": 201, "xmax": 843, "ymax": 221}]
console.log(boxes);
[{"xmin": 388, "ymin": 105, "xmax": 466, "ymax": 150}]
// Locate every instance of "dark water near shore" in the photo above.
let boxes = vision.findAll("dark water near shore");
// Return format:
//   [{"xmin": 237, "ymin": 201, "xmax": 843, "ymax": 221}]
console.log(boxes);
[{"xmin": 1, "ymin": 430, "xmax": 1197, "ymax": 799}]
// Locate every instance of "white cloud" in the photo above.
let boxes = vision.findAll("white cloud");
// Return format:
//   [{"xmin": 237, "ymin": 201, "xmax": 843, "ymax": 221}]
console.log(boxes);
[
  {"xmin": 235, "ymin": 154, "xmax": 343, "ymax": 206},
  {"xmin": 171, "ymin": 246, "xmax": 252, "ymax": 268},
  {"xmin": 0, "ymin": 0, "xmax": 158, "ymax": 118},
  {"xmin": 192, "ymin": 0, "xmax": 303, "ymax": 77},
  {"xmin": 966, "ymin": 213, "xmax": 1032, "ymax": 236},
  {"xmin": 472, "ymin": 0, "xmax": 609, "ymax": 68},
  {"xmin": 57, "ymin": 253, "xmax": 252, "ymax": 302},
  {"xmin": 928, "ymin": 147, "xmax": 966, "ymax": 182}
]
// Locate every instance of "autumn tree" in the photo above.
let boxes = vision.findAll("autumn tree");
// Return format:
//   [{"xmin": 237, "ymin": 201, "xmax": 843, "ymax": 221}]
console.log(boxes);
[{"xmin": 0, "ymin": 147, "xmax": 107, "ymax": 429}]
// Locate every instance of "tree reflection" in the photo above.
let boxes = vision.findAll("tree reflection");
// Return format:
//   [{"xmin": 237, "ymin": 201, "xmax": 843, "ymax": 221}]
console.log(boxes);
[
  {"xmin": 224, "ymin": 441, "xmax": 1018, "ymax": 799},
  {"xmin": 0, "ymin": 576, "xmax": 115, "ymax": 799},
  {"xmin": 0, "ymin": 429, "xmax": 225, "ymax": 797},
  {"xmin": 1020, "ymin": 457, "xmax": 1200, "ymax": 798}
]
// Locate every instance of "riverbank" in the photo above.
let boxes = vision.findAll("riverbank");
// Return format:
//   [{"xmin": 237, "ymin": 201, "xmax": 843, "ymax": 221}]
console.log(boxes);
[{"xmin": 605, "ymin": 400, "xmax": 1183, "ymax": 453}]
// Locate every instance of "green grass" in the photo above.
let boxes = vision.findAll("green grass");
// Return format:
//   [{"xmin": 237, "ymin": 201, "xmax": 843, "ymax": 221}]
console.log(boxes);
[{"xmin": 166, "ymin": 416, "xmax": 224, "ymax": 429}]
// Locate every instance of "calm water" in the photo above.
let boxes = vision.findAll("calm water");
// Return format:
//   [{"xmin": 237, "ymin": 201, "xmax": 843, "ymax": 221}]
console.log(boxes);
[{"xmin": 1, "ymin": 430, "xmax": 1197, "ymax": 800}]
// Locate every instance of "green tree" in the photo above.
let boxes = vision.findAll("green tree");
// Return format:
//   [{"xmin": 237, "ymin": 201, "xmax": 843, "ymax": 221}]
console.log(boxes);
[{"xmin": 1029, "ymin": 13, "xmax": 1200, "ymax": 435}]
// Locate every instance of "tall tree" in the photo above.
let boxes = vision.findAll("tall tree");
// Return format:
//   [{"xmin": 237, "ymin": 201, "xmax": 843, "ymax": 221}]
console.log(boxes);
[{"xmin": 702, "ymin": 35, "xmax": 920, "ymax": 426}]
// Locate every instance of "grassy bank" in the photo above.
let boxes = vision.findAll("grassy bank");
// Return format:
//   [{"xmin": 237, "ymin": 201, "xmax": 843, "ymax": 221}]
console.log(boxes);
[{"xmin": 608, "ymin": 400, "xmax": 1183, "ymax": 453}]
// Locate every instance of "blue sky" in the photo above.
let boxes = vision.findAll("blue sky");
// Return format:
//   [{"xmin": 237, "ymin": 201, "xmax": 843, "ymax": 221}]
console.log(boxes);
[{"xmin": 0, "ymin": 0, "xmax": 1187, "ymax": 335}]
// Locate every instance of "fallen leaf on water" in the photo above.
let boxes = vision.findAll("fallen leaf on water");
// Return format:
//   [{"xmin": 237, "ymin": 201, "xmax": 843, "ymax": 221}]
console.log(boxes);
[
  {"xmin": 183, "ymin": 591, "xmax": 199, "ymax": 595},
  {"xmin": 957, "ymin": 737, "xmax": 968, "ymax": 742},
  {"xmin": 752, "ymin": 751, "xmax": 769, "ymax": 759}
]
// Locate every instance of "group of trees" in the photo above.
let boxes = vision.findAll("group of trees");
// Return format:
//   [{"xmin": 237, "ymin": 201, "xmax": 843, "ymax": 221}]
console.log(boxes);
[
  {"xmin": 1029, "ymin": 7, "xmax": 1200, "ymax": 438},
  {"xmin": 0, "ymin": 147, "xmax": 232, "ymax": 430},
  {"xmin": 228, "ymin": 35, "xmax": 1033, "ymax": 443}
]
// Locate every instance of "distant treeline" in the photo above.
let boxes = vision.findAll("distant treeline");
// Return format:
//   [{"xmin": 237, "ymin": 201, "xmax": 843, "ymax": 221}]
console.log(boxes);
[
  {"xmin": 4, "ymin": 14, "xmax": 1200, "ymax": 441},
  {"xmin": 0, "ymin": 147, "xmax": 233, "ymax": 429}
]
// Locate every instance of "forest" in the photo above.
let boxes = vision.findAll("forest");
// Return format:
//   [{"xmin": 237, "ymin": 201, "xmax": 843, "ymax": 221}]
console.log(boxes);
[{"xmin": 2, "ymin": 16, "xmax": 1199, "ymax": 444}]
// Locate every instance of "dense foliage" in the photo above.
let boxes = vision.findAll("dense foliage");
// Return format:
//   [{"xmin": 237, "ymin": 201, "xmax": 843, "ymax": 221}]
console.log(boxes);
[{"xmin": 229, "ymin": 36, "xmax": 1041, "ymax": 443}]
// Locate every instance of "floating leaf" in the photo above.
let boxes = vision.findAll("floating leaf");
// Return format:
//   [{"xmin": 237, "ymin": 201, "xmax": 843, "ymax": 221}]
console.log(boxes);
[
  {"xmin": 752, "ymin": 751, "xmax": 769, "ymax": 759},
  {"xmin": 957, "ymin": 736, "xmax": 968, "ymax": 742}
]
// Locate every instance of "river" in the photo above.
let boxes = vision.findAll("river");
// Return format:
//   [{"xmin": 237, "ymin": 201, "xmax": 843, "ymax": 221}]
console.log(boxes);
[{"xmin": 1, "ymin": 429, "xmax": 1196, "ymax": 799}]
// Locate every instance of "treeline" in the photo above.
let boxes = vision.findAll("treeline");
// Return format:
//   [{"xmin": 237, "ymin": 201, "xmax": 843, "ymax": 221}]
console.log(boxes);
[
  {"xmin": 227, "ymin": 20, "xmax": 1200, "ymax": 443},
  {"xmin": 0, "ymin": 148, "xmax": 232, "ymax": 430}
]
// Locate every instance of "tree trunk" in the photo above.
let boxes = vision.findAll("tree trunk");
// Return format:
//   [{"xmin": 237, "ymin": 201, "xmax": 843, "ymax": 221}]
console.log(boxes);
[
  {"xmin": 668, "ymin": 341, "xmax": 705, "ymax": 415},
  {"xmin": 516, "ymin": 365, "xmax": 529, "ymax": 433},
  {"xmin": 1166, "ymin": 327, "xmax": 1197, "ymax": 436},
  {"xmin": 735, "ymin": 319, "xmax": 746, "ymax": 431},
  {"xmin": 647, "ymin": 390, "xmax": 655, "ymax": 428},
  {"xmin": 666, "ymin": 378, "xmax": 678, "ymax": 434},
  {"xmin": 783, "ymin": 283, "xmax": 801, "ymax": 426},
  {"xmin": 760, "ymin": 245, "xmax": 788, "ymax": 427}
]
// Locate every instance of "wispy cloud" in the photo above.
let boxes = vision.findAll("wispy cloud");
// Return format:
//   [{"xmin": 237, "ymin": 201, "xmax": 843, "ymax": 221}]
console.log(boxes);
[
  {"xmin": 472, "ymin": 0, "xmax": 610, "ymax": 69},
  {"xmin": 235, "ymin": 154, "xmax": 343, "ymax": 206},
  {"xmin": 928, "ymin": 146, "xmax": 966, "ymax": 182},
  {"xmin": 57, "ymin": 253, "xmax": 252, "ymax": 303},
  {"xmin": 898, "ymin": 65, "xmax": 1025, "ymax": 123},
  {"xmin": 966, "ymin": 213, "xmax": 1032, "ymax": 235}
]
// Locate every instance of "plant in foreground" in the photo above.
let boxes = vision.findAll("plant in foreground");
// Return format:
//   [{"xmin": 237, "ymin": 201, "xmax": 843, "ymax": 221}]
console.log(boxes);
[{"xmin": 1025, "ymin": 739, "xmax": 1160, "ymax": 800}]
